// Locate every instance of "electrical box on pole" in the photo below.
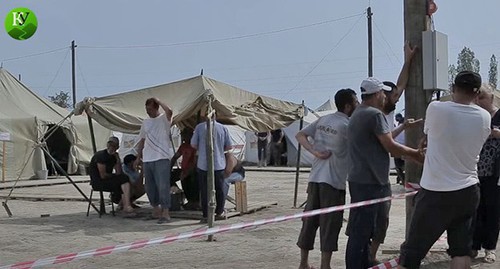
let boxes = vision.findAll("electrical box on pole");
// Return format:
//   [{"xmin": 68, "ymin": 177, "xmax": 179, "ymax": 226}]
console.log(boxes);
[{"xmin": 422, "ymin": 30, "xmax": 448, "ymax": 91}]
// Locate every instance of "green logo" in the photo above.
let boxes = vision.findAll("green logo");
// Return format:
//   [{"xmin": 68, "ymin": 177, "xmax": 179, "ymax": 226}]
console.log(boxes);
[{"xmin": 4, "ymin": 7, "xmax": 37, "ymax": 40}]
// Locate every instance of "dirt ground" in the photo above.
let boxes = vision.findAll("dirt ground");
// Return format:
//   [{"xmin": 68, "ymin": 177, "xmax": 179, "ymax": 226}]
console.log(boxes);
[{"xmin": 0, "ymin": 169, "xmax": 498, "ymax": 268}]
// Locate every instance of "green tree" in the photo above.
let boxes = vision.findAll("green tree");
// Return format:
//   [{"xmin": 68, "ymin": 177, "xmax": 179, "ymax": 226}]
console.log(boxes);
[
  {"xmin": 448, "ymin": 64, "xmax": 457, "ymax": 89},
  {"xmin": 456, "ymin": 46, "xmax": 480, "ymax": 73},
  {"xmin": 48, "ymin": 91, "xmax": 71, "ymax": 109},
  {"xmin": 489, "ymin": 54, "xmax": 498, "ymax": 89}
]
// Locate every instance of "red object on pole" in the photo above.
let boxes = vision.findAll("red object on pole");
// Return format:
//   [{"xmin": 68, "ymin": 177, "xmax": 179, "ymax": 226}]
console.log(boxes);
[{"xmin": 427, "ymin": 0, "xmax": 438, "ymax": 15}]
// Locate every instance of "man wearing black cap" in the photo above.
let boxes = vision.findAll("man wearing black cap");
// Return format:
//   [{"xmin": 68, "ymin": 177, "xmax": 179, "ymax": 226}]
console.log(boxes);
[
  {"xmin": 399, "ymin": 71, "xmax": 491, "ymax": 269},
  {"xmin": 89, "ymin": 137, "xmax": 135, "ymax": 215}
]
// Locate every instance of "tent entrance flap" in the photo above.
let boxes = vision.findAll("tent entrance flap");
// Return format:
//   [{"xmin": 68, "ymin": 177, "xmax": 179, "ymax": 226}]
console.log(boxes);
[{"xmin": 44, "ymin": 124, "xmax": 71, "ymax": 176}]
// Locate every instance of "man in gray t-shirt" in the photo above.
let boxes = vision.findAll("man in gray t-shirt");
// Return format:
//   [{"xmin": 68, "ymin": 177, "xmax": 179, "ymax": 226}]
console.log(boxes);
[
  {"xmin": 345, "ymin": 77, "xmax": 422, "ymax": 269},
  {"xmin": 296, "ymin": 89, "xmax": 358, "ymax": 269}
]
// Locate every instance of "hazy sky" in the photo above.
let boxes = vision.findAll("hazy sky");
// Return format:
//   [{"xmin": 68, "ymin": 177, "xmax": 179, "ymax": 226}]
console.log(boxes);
[{"xmin": 1, "ymin": 1, "xmax": 499, "ymax": 112}]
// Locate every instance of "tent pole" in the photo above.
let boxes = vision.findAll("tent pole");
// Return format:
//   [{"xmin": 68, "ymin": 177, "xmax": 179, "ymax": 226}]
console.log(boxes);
[
  {"xmin": 86, "ymin": 113, "xmax": 103, "ymax": 214},
  {"xmin": 293, "ymin": 101, "xmax": 305, "ymax": 208},
  {"xmin": 40, "ymin": 145, "xmax": 99, "ymax": 214},
  {"xmin": 87, "ymin": 114, "xmax": 97, "ymax": 154},
  {"xmin": 2, "ymin": 141, "xmax": 5, "ymax": 182},
  {"xmin": 206, "ymin": 106, "xmax": 216, "ymax": 241}
]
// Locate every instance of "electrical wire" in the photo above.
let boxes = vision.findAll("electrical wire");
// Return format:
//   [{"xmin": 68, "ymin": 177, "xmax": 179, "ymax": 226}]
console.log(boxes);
[
  {"xmin": 0, "ymin": 46, "xmax": 68, "ymax": 63},
  {"xmin": 281, "ymin": 13, "xmax": 365, "ymax": 98},
  {"xmin": 79, "ymin": 13, "xmax": 364, "ymax": 49},
  {"xmin": 373, "ymin": 21, "xmax": 402, "ymax": 66},
  {"xmin": 76, "ymin": 54, "xmax": 92, "ymax": 97},
  {"xmin": 42, "ymin": 48, "xmax": 70, "ymax": 97}
]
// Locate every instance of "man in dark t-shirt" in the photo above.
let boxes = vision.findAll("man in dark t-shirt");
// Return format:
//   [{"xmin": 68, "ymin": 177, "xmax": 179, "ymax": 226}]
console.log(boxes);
[
  {"xmin": 270, "ymin": 129, "xmax": 284, "ymax": 166},
  {"xmin": 89, "ymin": 137, "xmax": 134, "ymax": 214}
]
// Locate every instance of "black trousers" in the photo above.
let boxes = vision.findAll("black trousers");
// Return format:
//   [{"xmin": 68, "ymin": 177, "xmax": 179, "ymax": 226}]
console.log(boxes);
[
  {"xmin": 472, "ymin": 176, "xmax": 500, "ymax": 250},
  {"xmin": 197, "ymin": 169, "xmax": 225, "ymax": 218}
]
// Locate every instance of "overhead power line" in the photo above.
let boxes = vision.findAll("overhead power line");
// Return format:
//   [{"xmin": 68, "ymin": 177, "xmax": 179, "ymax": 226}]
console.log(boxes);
[
  {"xmin": 282, "ymin": 13, "xmax": 365, "ymax": 98},
  {"xmin": 0, "ymin": 47, "xmax": 68, "ymax": 63},
  {"xmin": 79, "ymin": 13, "xmax": 364, "ymax": 49}
]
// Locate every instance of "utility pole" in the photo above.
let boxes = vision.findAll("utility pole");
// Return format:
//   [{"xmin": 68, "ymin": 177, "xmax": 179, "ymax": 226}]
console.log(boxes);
[
  {"xmin": 71, "ymin": 40, "xmax": 77, "ymax": 108},
  {"xmin": 367, "ymin": 6, "xmax": 373, "ymax": 77},
  {"xmin": 403, "ymin": 0, "xmax": 433, "ymax": 236}
]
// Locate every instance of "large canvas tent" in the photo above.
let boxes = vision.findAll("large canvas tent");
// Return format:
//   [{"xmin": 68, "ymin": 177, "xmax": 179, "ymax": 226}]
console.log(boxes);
[
  {"xmin": 76, "ymin": 75, "xmax": 303, "ymax": 134},
  {"xmin": 0, "ymin": 68, "xmax": 111, "ymax": 180}
]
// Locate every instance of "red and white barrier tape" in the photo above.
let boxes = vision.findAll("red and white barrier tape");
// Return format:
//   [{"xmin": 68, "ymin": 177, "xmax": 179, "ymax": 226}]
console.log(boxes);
[
  {"xmin": 0, "ymin": 191, "xmax": 417, "ymax": 269},
  {"xmin": 405, "ymin": 182, "xmax": 421, "ymax": 192},
  {"xmin": 368, "ymin": 258, "xmax": 399, "ymax": 269}
]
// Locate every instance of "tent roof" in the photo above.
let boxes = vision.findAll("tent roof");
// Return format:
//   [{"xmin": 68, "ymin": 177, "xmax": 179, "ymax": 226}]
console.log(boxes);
[
  {"xmin": 315, "ymin": 99, "xmax": 337, "ymax": 112},
  {"xmin": 78, "ymin": 75, "xmax": 304, "ymax": 133},
  {"xmin": 0, "ymin": 68, "xmax": 71, "ymax": 124}
]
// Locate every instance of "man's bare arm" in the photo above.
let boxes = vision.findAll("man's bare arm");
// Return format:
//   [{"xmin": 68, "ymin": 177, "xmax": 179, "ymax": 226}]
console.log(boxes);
[
  {"xmin": 154, "ymin": 98, "xmax": 173, "ymax": 121},
  {"xmin": 377, "ymin": 132, "xmax": 423, "ymax": 164},
  {"xmin": 394, "ymin": 41, "xmax": 417, "ymax": 100},
  {"xmin": 295, "ymin": 131, "xmax": 331, "ymax": 160}
]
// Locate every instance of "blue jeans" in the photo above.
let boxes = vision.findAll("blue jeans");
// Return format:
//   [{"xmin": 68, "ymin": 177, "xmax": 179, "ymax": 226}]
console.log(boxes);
[
  {"xmin": 143, "ymin": 159, "xmax": 171, "ymax": 209},
  {"xmin": 345, "ymin": 182, "xmax": 391, "ymax": 269},
  {"xmin": 223, "ymin": 173, "xmax": 244, "ymax": 198}
]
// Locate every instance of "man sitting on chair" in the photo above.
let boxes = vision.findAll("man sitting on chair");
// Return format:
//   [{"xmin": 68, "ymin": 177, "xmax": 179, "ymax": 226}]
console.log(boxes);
[
  {"xmin": 89, "ymin": 137, "xmax": 134, "ymax": 215},
  {"xmin": 122, "ymin": 154, "xmax": 146, "ymax": 208},
  {"xmin": 223, "ymin": 152, "xmax": 246, "ymax": 199}
]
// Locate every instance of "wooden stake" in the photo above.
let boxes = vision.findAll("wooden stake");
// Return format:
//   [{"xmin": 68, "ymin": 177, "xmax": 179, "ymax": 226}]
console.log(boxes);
[{"xmin": 2, "ymin": 141, "xmax": 6, "ymax": 182}]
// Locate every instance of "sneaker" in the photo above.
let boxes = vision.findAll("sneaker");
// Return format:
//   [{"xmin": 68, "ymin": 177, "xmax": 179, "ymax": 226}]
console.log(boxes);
[
  {"xmin": 484, "ymin": 249, "xmax": 496, "ymax": 263},
  {"xmin": 215, "ymin": 212, "xmax": 227, "ymax": 221},
  {"xmin": 199, "ymin": 217, "xmax": 208, "ymax": 224}
]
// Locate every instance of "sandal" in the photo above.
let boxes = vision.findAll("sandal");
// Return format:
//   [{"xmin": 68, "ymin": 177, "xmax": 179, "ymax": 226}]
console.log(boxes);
[{"xmin": 484, "ymin": 250, "xmax": 496, "ymax": 263}]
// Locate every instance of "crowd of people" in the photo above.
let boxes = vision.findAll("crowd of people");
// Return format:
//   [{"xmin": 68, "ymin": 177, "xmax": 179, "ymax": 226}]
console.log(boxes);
[
  {"xmin": 87, "ymin": 42, "xmax": 500, "ymax": 268},
  {"xmin": 295, "ymin": 42, "xmax": 499, "ymax": 269},
  {"xmin": 89, "ymin": 98, "xmax": 246, "ymax": 224}
]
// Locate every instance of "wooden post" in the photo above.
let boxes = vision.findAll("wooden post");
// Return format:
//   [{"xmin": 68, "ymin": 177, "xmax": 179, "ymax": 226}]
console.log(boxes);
[
  {"xmin": 367, "ymin": 6, "xmax": 373, "ymax": 77},
  {"xmin": 293, "ymin": 100, "xmax": 305, "ymax": 208},
  {"xmin": 403, "ymin": 0, "xmax": 432, "ymax": 237},
  {"xmin": 2, "ymin": 141, "xmax": 6, "ymax": 182},
  {"xmin": 235, "ymin": 181, "xmax": 247, "ymax": 213},
  {"xmin": 206, "ymin": 107, "xmax": 216, "ymax": 241}
]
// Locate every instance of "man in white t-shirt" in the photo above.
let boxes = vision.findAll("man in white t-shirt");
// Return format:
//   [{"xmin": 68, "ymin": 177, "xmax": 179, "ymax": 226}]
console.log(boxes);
[
  {"xmin": 399, "ymin": 71, "xmax": 491, "ymax": 269},
  {"xmin": 296, "ymin": 88, "xmax": 359, "ymax": 269},
  {"xmin": 135, "ymin": 98, "xmax": 175, "ymax": 224}
]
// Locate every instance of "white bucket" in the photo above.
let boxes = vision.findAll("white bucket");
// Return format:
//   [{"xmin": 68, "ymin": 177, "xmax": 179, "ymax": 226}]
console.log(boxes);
[{"xmin": 36, "ymin": 169, "xmax": 48, "ymax": 180}]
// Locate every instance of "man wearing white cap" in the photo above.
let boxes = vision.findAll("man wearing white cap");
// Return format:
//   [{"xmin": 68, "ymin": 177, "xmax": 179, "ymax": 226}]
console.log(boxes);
[{"xmin": 345, "ymin": 77, "xmax": 423, "ymax": 269}]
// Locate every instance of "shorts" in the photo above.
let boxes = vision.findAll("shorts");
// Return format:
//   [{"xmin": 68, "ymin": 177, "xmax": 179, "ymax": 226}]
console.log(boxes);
[{"xmin": 297, "ymin": 182, "xmax": 346, "ymax": 252}]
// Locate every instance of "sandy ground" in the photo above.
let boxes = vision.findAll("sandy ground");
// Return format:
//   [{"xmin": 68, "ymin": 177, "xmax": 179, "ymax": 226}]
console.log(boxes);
[{"xmin": 0, "ymin": 169, "xmax": 498, "ymax": 269}]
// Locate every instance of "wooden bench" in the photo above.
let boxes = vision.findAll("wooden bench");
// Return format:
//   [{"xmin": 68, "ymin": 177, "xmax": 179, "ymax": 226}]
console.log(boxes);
[{"xmin": 226, "ymin": 181, "xmax": 247, "ymax": 213}]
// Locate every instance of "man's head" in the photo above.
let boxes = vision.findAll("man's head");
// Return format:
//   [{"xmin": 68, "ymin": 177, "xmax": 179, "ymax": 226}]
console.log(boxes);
[
  {"xmin": 145, "ymin": 98, "xmax": 160, "ymax": 118},
  {"xmin": 360, "ymin": 77, "xmax": 392, "ymax": 109},
  {"xmin": 475, "ymin": 83, "xmax": 495, "ymax": 110},
  {"xmin": 334, "ymin": 88, "xmax": 359, "ymax": 117},
  {"xmin": 181, "ymin": 128, "xmax": 194, "ymax": 143},
  {"xmin": 382, "ymin": 81, "xmax": 399, "ymax": 114},
  {"xmin": 395, "ymin": 113, "xmax": 404, "ymax": 124},
  {"xmin": 123, "ymin": 154, "xmax": 137, "ymax": 169},
  {"xmin": 106, "ymin": 136, "xmax": 120, "ymax": 155},
  {"xmin": 452, "ymin": 71, "xmax": 482, "ymax": 99}
]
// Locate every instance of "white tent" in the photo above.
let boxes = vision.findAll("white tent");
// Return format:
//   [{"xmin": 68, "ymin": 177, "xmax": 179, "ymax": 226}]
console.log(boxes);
[{"xmin": 0, "ymin": 68, "xmax": 111, "ymax": 180}]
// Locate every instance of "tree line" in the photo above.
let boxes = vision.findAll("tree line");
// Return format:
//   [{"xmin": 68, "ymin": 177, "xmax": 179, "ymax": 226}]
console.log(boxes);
[{"xmin": 449, "ymin": 47, "xmax": 497, "ymax": 89}]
